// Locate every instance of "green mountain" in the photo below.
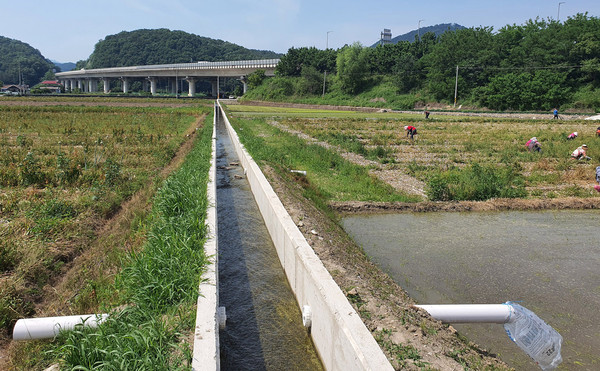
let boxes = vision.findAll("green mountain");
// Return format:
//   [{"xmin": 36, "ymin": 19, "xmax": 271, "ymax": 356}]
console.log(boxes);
[
  {"xmin": 83, "ymin": 29, "xmax": 281, "ymax": 69},
  {"xmin": 0, "ymin": 36, "xmax": 55, "ymax": 86},
  {"xmin": 371, "ymin": 23, "xmax": 466, "ymax": 46},
  {"xmin": 52, "ymin": 61, "xmax": 77, "ymax": 72}
]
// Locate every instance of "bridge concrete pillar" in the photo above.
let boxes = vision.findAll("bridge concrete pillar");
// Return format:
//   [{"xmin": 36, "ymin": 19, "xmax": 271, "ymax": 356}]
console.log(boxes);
[
  {"xmin": 186, "ymin": 77, "xmax": 196, "ymax": 96},
  {"xmin": 240, "ymin": 75, "xmax": 248, "ymax": 94},
  {"xmin": 211, "ymin": 77, "xmax": 220, "ymax": 98},
  {"xmin": 87, "ymin": 79, "xmax": 93, "ymax": 93},
  {"xmin": 103, "ymin": 78, "xmax": 110, "ymax": 94},
  {"xmin": 77, "ymin": 79, "xmax": 83, "ymax": 91},
  {"xmin": 148, "ymin": 77, "xmax": 158, "ymax": 96},
  {"xmin": 170, "ymin": 78, "xmax": 178, "ymax": 95},
  {"xmin": 88, "ymin": 79, "xmax": 98, "ymax": 93},
  {"xmin": 121, "ymin": 78, "xmax": 129, "ymax": 93}
]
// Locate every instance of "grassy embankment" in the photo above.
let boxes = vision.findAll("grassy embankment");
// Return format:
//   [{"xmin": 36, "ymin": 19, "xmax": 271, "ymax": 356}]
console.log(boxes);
[
  {"xmin": 242, "ymin": 76, "xmax": 428, "ymax": 110},
  {"xmin": 1, "ymin": 101, "xmax": 214, "ymax": 369},
  {"xmin": 226, "ymin": 104, "xmax": 600, "ymax": 201}
]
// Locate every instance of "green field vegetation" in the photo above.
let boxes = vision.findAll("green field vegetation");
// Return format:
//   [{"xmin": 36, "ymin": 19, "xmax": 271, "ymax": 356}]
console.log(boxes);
[
  {"xmin": 0, "ymin": 102, "xmax": 212, "ymax": 368},
  {"xmin": 225, "ymin": 104, "xmax": 600, "ymax": 201},
  {"xmin": 223, "ymin": 106, "xmax": 421, "ymax": 206}
]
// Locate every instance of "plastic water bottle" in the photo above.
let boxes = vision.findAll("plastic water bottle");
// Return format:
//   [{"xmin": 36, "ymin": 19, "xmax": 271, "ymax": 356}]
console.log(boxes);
[{"xmin": 503, "ymin": 302, "xmax": 562, "ymax": 370}]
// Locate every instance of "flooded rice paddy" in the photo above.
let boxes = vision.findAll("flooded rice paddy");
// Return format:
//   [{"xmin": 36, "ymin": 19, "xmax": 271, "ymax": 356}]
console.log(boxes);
[
  {"xmin": 216, "ymin": 115, "xmax": 322, "ymax": 370},
  {"xmin": 342, "ymin": 210, "xmax": 600, "ymax": 370}
]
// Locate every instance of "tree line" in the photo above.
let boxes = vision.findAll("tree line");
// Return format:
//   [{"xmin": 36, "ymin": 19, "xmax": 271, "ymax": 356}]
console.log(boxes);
[
  {"xmin": 253, "ymin": 13, "xmax": 600, "ymax": 111},
  {"xmin": 80, "ymin": 29, "xmax": 281, "ymax": 69}
]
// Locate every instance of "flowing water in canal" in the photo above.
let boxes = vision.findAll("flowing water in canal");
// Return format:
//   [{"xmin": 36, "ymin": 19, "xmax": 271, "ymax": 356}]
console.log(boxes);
[
  {"xmin": 216, "ymin": 115, "xmax": 323, "ymax": 370},
  {"xmin": 342, "ymin": 210, "xmax": 600, "ymax": 370}
]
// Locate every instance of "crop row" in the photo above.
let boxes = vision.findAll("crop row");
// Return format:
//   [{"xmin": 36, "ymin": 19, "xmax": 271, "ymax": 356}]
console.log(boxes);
[{"xmin": 0, "ymin": 103, "xmax": 207, "ymax": 355}]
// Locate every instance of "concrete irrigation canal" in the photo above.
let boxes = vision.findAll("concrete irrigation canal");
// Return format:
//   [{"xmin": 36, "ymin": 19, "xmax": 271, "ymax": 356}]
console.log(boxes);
[
  {"xmin": 215, "ymin": 107, "xmax": 322, "ymax": 369},
  {"xmin": 207, "ymin": 103, "xmax": 393, "ymax": 370}
]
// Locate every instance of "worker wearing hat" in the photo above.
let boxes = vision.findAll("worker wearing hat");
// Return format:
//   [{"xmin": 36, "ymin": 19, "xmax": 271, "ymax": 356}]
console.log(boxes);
[
  {"xmin": 571, "ymin": 144, "xmax": 590, "ymax": 160},
  {"xmin": 567, "ymin": 131, "xmax": 578, "ymax": 140},
  {"xmin": 526, "ymin": 137, "xmax": 541, "ymax": 152}
]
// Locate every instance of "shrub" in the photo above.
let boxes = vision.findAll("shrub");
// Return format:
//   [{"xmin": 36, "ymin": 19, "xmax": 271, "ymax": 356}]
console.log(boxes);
[
  {"xmin": 19, "ymin": 151, "xmax": 47, "ymax": 186},
  {"xmin": 426, "ymin": 162, "xmax": 527, "ymax": 201}
]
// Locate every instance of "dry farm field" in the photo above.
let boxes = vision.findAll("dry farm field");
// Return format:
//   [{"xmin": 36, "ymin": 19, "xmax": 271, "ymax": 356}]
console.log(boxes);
[
  {"xmin": 226, "ymin": 104, "xmax": 600, "ymax": 206},
  {"xmin": 0, "ymin": 100, "xmax": 211, "ymax": 368}
]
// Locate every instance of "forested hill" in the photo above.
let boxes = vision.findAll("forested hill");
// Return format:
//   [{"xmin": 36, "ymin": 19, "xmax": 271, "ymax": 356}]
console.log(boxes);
[
  {"xmin": 0, "ymin": 36, "xmax": 55, "ymax": 86},
  {"xmin": 371, "ymin": 23, "xmax": 466, "ymax": 46},
  {"xmin": 82, "ymin": 29, "xmax": 281, "ymax": 69},
  {"xmin": 250, "ymin": 13, "xmax": 600, "ymax": 111}
]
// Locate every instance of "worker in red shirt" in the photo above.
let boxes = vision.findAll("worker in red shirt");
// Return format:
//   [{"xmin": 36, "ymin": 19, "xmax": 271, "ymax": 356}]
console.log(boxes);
[{"xmin": 404, "ymin": 125, "xmax": 417, "ymax": 140}]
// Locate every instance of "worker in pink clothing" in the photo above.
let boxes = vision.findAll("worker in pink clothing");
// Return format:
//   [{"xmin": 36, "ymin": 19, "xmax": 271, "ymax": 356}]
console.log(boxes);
[
  {"xmin": 525, "ymin": 137, "xmax": 541, "ymax": 152},
  {"xmin": 567, "ymin": 132, "xmax": 578, "ymax": 140}
]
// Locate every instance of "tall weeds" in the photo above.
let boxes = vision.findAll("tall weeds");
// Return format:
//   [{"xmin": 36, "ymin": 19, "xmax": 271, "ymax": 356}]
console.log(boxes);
[
  {"xmin": 49, "ymin": 113, "xmax": 214, "ymax": 369},
  {"xmin": 426, "ymin": 163, "xmax": 527, "ymax": 201}
]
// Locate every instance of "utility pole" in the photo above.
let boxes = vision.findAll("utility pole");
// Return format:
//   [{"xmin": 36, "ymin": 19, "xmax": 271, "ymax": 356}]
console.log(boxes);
[
  {"xmin": 323, "ymin": 31, "xmax": 333, "ymax": 97},
  {"xmin": 453, "ymin": 66, "xmax": 459, "ymax": 108},
  {"xmin": 557, "ymin": 2, "xmax": 565, "ymax": 21}
]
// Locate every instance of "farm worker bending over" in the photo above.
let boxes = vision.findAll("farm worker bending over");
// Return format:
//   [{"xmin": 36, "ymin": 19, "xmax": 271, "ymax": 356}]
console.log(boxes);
[
  {"xmin": 567, "ymin": 132, "xmax": 578, "ymax": 140},
  {"xmin": 525, "ymin": 137, "xmax": 541, "ymax": 152},
  {"xmin": 404, "ymin": 125, "xmax": 417, "ymax": 140},
  {"xmin": 571, "ymin": 144, "xmax": 590, "ymax": 160},
  {"xmin": 595, "ymin": 166, "xmax": 600, "ymax": 192},
  {"xmin": 596, "ymin": 126, "xmax": 600, "ymax": 137}
]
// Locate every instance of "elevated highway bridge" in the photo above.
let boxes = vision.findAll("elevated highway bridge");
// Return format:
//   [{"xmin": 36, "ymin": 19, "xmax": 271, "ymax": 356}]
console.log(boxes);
[{"xmin": 55, "ymin": 59, "xmax": 279, "ymax": 97}]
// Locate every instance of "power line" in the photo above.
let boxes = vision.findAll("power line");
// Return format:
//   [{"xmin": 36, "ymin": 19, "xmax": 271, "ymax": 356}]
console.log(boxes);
[{"xmin": 456, "ymin": 64, "xmax": 596, "ymax": 71}]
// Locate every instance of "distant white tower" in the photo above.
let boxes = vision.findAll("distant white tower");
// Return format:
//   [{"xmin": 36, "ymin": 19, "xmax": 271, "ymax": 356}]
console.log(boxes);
[{"xmin": 380, "ymin": 29, "xmax": 392, "ymax": 45}]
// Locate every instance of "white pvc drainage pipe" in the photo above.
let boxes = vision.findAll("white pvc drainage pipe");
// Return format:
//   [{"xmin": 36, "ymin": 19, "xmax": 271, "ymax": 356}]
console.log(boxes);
[
  {"xmin": 13, "ymin": 314, "xmax": 109, "ymax": 340},
  {"xmin": 415, "ymin": 304, "xmax": 515, "ymax": 323}
]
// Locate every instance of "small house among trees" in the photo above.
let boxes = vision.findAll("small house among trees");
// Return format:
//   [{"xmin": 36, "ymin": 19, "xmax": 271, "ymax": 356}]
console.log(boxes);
[
  {"xmin": 36, "ymin": 80, "xmax": 63, "ymax": 93},
  {"xmin": 1, "ymin": 84, "xmax": 28, "ymax": 94}
]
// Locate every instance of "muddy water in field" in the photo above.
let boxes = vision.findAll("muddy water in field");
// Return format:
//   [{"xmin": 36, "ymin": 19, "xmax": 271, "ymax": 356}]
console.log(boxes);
[
  {"xmin": 216, "ymin": 115, "xmax": 322, "ymax": 370},
  {"xmin": 342, "ymin": 210, "xmax": 600, "ymax": 370}
]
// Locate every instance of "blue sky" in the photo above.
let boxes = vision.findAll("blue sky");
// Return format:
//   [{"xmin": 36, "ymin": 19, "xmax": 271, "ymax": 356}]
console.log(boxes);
[{"xmin": 3, "ymin": 0, "xmax": 599, "ymax": 63}]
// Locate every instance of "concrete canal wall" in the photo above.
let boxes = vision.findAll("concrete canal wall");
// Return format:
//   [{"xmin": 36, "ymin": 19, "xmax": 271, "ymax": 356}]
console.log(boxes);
[{"xmin": 216, "ymin": 101, "xmax": 393, "ymax": 371}]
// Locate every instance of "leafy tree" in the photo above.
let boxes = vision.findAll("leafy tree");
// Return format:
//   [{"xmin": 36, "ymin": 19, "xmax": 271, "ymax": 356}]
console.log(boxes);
[
  {"xmin": 247, "ymin": 69, "xmax": 266, "ymax": 89},
  {"xmin": 422, "ymin": 27, "xmax": 497, "ymax": 101},
  {"xmin": 276, "ymin": 47, "xmax": 336, "ymax": 77},
  {"xmin": 298, "ymin": 65, "xmax": 323, "ymax": 95},
  {"xmin": 476, "ymin": 70, "xmax": 569, "ymax": 110},
  {"xmin": 336, "ymin": 43, "xmax": 369, "ymax": 94},
  {"xmin": 42, "ymin": 70, "xmax": 56, "ymax": 81}
]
